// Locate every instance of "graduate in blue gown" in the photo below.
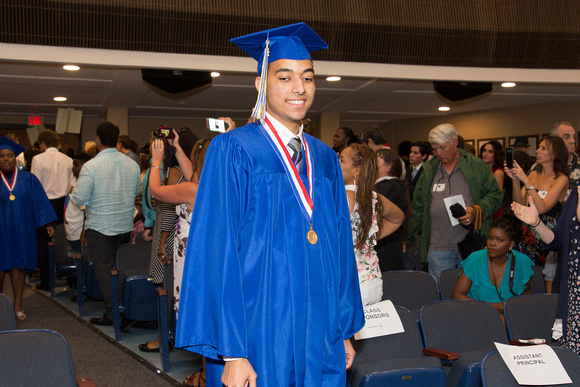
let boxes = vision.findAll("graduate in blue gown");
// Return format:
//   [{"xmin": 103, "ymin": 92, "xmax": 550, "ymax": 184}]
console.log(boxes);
[
  {"xmin": 175, "ymin": 23, "xmax": 365, "ymax": 386},
  {"xmin": 0, "ymin": 136, "xmax": 57, "ymax": 320}
]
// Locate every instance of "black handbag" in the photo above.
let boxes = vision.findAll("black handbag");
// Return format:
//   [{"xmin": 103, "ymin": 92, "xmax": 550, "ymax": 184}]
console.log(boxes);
[{"xmin": 457, "ymin": 229, "xmax": 487, "ymax": 260}]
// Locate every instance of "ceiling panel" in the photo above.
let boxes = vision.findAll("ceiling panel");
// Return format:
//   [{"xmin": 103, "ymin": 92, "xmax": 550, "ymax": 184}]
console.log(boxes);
[{"xmin": 1, "ymin": 60, "xmax": 580, "ymax": 124}]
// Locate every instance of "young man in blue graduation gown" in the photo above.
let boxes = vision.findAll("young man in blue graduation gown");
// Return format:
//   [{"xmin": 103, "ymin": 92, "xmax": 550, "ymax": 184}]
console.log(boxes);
[{"xmin": 175, "ymin": 23, "xmax": 365, "ymax": 386}]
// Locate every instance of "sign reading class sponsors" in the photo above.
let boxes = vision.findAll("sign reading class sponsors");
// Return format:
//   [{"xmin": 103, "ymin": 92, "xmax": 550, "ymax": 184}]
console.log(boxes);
[{"xmin": 354, "ymin": 300, "xmax": 404, "ymax": 340}]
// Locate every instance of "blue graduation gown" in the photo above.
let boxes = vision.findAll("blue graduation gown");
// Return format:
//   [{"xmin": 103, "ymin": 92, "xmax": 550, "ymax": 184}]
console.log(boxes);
[
  {"xmin": 175, "ymin": 123, "xmax": 365, "ymax": 386},
  {"xmin": 0, "ymin": 170, "xmax": 57, "ymax": 271}
]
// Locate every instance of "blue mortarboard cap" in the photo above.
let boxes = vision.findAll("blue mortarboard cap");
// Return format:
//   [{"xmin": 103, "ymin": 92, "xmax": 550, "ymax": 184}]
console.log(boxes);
[
  {"xmin": 0, "ymin": 136, "xmax": 25, "ymax": 156},
  {"xmin": 231, "ymin": 23, "xmax": 328, "ymax": 120},
  {"xmin": 231, "ymin": 22, "xmax": 328, "ymax": 74}
]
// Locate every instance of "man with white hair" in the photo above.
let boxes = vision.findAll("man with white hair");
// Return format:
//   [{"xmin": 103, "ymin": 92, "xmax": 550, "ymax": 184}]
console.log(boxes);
[{"xmin": 409, "ymin": 123, "xmax": 501, "ymax": 277}]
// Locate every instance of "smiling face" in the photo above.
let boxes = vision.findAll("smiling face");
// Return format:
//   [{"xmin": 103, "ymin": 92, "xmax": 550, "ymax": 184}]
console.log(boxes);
[
  {"xmin": 257, "ymin": 58, "xmax": 315, "ymax": 134},
  {"xmin": 481, "ymin": 143, "xmax": 495, "ymax": 165},
  {"xmin": 487, "ymin": 227, "xmax": 515, "ymax": 260},
  {"xmin": 0, "ymin": 149, "xmax": 16, "ymax": 173},
  {"xmin": 339, "ymin": 146, "xmax": 359, "ymax": 185}
]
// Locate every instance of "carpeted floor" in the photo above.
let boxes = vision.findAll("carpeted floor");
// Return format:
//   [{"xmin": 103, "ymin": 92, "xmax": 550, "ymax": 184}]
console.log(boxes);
[{"xmin": 8, "ymin": 281, "xmax": 182, "ymax": 386}]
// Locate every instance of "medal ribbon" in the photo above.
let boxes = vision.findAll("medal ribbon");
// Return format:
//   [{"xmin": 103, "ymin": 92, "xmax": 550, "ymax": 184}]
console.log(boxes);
[
  {"xmin": 258, "ymin": 117, "xmax": 313, "ymax": 223},
  {"xmin": 1, "ymin": 168, "xmax": 17, "ymax": 194}
]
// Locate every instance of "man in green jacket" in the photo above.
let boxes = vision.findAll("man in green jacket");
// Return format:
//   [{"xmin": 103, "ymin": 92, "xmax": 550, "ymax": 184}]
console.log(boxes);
[{"xmin": 408, "ymin": 123, "xmax": 501, "ymax": 278}]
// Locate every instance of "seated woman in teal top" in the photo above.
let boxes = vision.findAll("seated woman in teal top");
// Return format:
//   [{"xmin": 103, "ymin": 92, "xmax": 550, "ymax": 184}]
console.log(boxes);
[{"xmin": 453, "ymin": 212, "xmax": 534, "ymax": 317}]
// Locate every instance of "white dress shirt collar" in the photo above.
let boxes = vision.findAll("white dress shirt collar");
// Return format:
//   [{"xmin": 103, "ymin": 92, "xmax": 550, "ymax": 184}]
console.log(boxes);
[
  {"xmin": 412, "ymin": 162, "xmax": 423, "ymax": 170},
  {"xmin": 265, "ymin": 112, "xmax": 303, "ymax": 146},
  {"xmin": 375, "ymin": 176, "xmax": 397, "ymax": 184}
]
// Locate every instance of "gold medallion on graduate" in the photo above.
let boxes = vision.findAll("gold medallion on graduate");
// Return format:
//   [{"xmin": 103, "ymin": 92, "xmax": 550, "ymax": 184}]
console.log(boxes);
[
  {"xmin": 9, "ymin": 194, "xmax": 15, "ymax": 201},
  {"xmin": 307, "ymin": 225, "xmax": 318, "ymax": 245}
]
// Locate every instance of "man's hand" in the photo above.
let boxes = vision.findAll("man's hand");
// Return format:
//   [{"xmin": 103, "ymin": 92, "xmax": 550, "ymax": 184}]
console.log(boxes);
[
  {"xmin": 222, "ymin": 358, "xmax": 257, "ymax": 387},
  {"xmin": 457, "ymin": 205, "xmax": 476, "ymax": 227},
  {"xmin": 219, "ymin": 117, "xmax": 236, "ymax": 132},
  {"xmin": 344, "ymin": 339, "xmax": 356, "ymax": 370},
  {"xmin": 46, "ymin": 226, "xmax": 55, "ymax": 238}
]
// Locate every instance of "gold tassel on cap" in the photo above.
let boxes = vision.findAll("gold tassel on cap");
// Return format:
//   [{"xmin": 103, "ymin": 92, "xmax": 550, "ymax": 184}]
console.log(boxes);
[{"xmin": 251, "ymin": 37, "xmax": 270, "ymax": 121}]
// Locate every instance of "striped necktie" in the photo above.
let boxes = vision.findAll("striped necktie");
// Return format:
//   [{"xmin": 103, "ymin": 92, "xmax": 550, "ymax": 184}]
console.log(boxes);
[{"xmin": 288, "ymin": 137, "xmax": 302, "ymax": 167}]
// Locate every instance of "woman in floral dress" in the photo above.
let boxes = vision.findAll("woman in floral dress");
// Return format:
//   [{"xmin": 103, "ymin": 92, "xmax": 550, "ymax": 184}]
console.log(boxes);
[{"xmin": 339, "ymin": 144, "xmax": 404, "ymax": 306}]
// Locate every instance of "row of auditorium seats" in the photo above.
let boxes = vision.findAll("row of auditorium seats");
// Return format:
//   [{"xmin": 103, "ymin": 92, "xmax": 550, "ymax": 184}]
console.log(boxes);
[
  {"xmin": 45, "ymin": 235, "xmax": 573, "ymax": 384},
  {"xmin": 382, "ymin": 267, "xmax": 545, "ymax": 318},
  {"xmin": 0, "ymin": 293, "xmax": 95, "ymax": 386},
  {"xmin": 47, "ymin": 230, "xmax": 171, "ymax": 370},
  {"xmin": 350, "ymin": 295, "xmax": 579, "ymax": 387}
]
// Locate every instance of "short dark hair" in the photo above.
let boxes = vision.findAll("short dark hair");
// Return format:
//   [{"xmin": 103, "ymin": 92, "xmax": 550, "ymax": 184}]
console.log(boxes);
[
  {"xmin": 376, "ymin": 148, "xmax": 402, "ymax": 178},
  {"xmin": 397, "ymin": 140, "xmax": 412, "ymax": 157},
  {"xmin": 37, "ymin": 129, "xmax": 60, "ymax": 148},
  {"xmin": 176, "ymin": 128, "xmax": 199, "ymax": 161},
  {"xmin": 360, "ymin": 127, "xmax": 385, "ymax": 145},
  {"xmin": 117, "ymin": 135, "xmax": 133, "ymax": 150},
  {"xmin": 411, "ymin": 141, "xmax": 432, "ymax": 157},
  {"xmin": 74, "ymin": 152, "xmax": 92, "ymax": 164},
  {"xmin": 97, "ymin": 122, "xmax": 120, "ymax": 148},
  {"xmin": 339, "ymin": 127, "xmax": 358, "ymax": 145}
]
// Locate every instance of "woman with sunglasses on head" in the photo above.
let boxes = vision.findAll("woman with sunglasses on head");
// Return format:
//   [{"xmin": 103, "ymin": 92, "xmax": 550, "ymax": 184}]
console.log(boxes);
[
  {"xmin": 339, "ymin": 143, "xmax": 405, "ymax": 306},
  {"xmin": 452, "ymin": 212, "xmax": 534, "ymax": 321}
]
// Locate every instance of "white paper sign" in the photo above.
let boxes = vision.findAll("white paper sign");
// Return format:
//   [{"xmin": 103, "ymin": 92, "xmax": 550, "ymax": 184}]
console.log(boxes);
[
  {"xmin": 494, "ymin": 342, "xmax": 572, "ymax": 385},
  {"xmin": 443, "ymin": 194, "xmax": 466, "ymax": 226},
  {"xmin": 354, "ymin": 300, "xmax": 404, "ymax": 340}
]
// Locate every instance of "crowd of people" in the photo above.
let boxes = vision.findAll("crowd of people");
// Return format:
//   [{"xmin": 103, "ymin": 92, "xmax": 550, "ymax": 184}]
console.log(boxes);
[{"xmin": 1, "ymin": 21, "xmax": 580, "ymax": 387}]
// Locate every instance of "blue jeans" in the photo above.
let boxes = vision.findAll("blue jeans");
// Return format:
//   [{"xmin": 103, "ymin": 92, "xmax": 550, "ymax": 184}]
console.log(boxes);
[{"xmin": 428, "ymin": 250, "xmax": 462, "ymax": 279}]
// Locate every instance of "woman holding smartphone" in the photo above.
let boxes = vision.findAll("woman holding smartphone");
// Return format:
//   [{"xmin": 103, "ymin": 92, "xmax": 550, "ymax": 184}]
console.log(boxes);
[{"xmin": 505, "ymin": 135, "xmax": 568, "ymax": 291}]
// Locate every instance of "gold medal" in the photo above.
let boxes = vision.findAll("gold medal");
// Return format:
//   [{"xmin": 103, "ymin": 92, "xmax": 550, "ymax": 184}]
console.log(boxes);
[
  {"xmin": 307, "ymin": 225, "xmax": 318, "ymax": 245},
  {"xmin": 9, "ymin": 194, "xmax": 15, "ymax": 201}
]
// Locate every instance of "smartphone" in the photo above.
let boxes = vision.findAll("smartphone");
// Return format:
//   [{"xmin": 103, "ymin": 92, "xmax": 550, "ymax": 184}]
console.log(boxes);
[
  {"xmin": 505, "ymin": 147, "xmax": 514, "ymax": 169},
  {"xmin": 156, "ymin": 125, "xmax": 175, "ymax": 139},
  {"xmin": 207, "ymin": 118, "xmax": 226, "ymax": 133}
]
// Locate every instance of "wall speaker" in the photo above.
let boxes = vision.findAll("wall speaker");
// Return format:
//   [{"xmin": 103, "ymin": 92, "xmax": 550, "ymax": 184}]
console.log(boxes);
[
  {"xmin": 142, "ymin": 69, "xmax": 212, "ymax": 94},
  {"xmin": 433, "ymin": 81, "xmax": 492, "ymax": 101}
]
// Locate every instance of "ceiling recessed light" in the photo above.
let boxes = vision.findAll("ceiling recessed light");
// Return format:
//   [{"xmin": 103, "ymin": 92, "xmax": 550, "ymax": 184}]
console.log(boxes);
[
  {"xmin": 326, "ymin": 76, "xmax": 341, "ymax": 82},
  {"xmin": 211, "ymin": 72, "xmax": 220, "ymax": 78},
  {"xmin": 438, "ymin": 106, "xmax": 450, "ymax": 112},
  {"xmin": 63, "ymin": 65, "xmax": 80, "ymax": 71},
  {"xmin": 53, "ymin": 96, "xmax": 67, "ymax": 102},
  {"xmin": 501, "ymin": 82, "xmax": 516, "ymax": 88}
]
